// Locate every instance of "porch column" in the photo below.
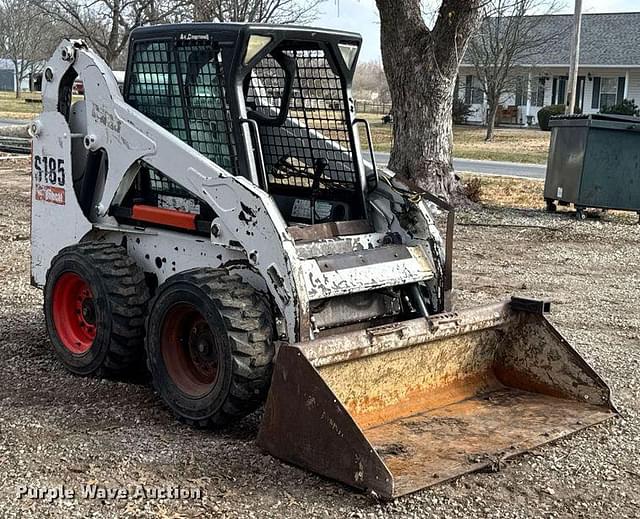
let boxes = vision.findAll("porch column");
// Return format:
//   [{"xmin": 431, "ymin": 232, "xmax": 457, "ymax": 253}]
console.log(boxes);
[
  {"xmin": 525, "ymin": 71, "xmax": 532, "ymax": 122},
  {"xmin": 625, "ymin": 70, "xmax": 630, "ymax": 98}
]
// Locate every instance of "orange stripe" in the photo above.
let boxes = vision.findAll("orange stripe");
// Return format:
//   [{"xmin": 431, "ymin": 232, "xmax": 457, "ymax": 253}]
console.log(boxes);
[{"xmin": 131, "ymin": 204, "xmax": 197, "ymax": 231}]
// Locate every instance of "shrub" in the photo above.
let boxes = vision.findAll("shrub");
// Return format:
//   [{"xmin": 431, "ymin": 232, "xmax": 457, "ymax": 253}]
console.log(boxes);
[
  {"xmin": 453, "ymin": 98, "xmax": 474, "ymax": 124},
  {"xmin": 537, "ymin": 104, "xmax": 566, "ymax": 131},
  {"xmin": 463, "ymin": 177, "xmax": 482, "ymax": 203},
  {"xmin": 601, "ymin": 98, "xmax": 640, "ymax": 117}
]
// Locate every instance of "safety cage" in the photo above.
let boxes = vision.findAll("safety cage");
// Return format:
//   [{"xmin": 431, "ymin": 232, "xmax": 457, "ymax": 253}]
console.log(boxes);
[{"xmin": 115, "ymin": 24, "xmax": 365, "ymax": 232}]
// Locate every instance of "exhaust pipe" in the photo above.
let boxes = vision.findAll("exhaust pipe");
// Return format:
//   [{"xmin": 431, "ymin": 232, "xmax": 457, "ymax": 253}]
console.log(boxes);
[{"xmin": 257, "ymin": 298, "xmax": 616, "ymax": 499}]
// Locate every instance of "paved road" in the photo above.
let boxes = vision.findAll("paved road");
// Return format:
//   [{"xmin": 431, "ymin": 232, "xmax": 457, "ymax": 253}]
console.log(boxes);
[
  {"xmin": 374, "ymin": 151, "xmax": 547, "ymax": 180},
  {"xmin": 0, "ymin": 118, "xmax": 26, "ymax": 127}
]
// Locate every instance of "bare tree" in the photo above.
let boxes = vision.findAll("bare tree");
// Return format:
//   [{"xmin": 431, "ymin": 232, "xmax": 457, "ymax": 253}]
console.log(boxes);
[
  {"xmin": 375, "ymin": 0, "xmax": 485, "ymax": 201},
  {"xmin": 193, "ymin": 0, "xmax": 323, "ymax": 24},
  {"xmin": 467, "ymin": 0, "xmax": 563, "ymax": 140},
  {"xmin": 30, "ymin": 0, "xmax": 191, "ymax": 67},
  {"xmin": 353, "ymin": 61, "xmax": 391, "ymax": 104},
  {"xmin": 0, "ymin": 0, "xmax": 60, "ymax": 97}
]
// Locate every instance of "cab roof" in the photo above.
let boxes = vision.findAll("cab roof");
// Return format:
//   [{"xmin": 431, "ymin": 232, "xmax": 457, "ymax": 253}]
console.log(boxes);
[{"xmin": 130, "ymin": 22, "xmax": 362, "ymax": 45}]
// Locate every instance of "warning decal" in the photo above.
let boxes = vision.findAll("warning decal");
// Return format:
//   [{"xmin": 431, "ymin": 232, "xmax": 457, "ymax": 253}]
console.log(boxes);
[{"xmin": 35, "ymin": 184, "xmax": 65, "ymax": 205}]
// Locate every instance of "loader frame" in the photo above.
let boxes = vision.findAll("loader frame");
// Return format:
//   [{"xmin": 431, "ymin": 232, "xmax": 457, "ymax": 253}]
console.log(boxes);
[{"xmin": 31, "ymin": 32, "xmax": 450, "ymax": 343}]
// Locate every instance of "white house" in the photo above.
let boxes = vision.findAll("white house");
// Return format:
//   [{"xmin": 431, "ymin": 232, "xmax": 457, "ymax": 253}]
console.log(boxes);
[{"xmin": 458, "ymin": 12, "xmax": 640, "ymax": 126}]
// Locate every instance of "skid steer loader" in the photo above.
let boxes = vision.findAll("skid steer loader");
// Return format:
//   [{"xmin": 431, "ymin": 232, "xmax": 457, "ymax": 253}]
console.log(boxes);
[{"xmin": 29, "ymin": 24, "xmax": 616, "ymax": 499}]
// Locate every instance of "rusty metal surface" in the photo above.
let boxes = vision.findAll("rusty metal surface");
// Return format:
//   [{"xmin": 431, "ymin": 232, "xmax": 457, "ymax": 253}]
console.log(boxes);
[
  {"xmin": 318, "ymin": 330, "xmax": 502, "ymax": 429},
  {"xmin": 366, "ymin": 388, "xmax": 613, "ymax": 497},
  {"xmin": 298, "ymin": 302, "xmax": 511, "ymax": 368},
  {"xmin": 257, "ymin": 344, "xmax": 392, "ymax": 497},
  {"xmin": 287, "ymin": 220, "xmax": 372, "ymax": 242},
  {"xmin": 258, "ymin": 300, "xmax": 616, "ymax": 499}
]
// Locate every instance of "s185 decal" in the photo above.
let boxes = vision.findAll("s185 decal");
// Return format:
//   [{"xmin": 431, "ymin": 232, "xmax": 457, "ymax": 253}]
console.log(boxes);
[{"xmin": 34, "ymin": 155, "xmax": 65, "ymax": 186}]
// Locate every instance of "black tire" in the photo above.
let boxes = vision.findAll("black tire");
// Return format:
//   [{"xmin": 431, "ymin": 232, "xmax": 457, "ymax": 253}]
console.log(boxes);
[
  {"xmin": 44, "ymin": 242, "xmax": 150, "ymax": 376},
  {"xmin": 545, "ymin": 198, "xmax": 557, "ymax": 213},
  {"xmin": 145, "ymin": 268, "xmax": 275, "ymax": 427}
]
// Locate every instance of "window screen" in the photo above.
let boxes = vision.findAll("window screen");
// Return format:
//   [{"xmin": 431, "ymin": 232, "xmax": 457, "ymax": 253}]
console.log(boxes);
[
  {"xmin": 127, "ymin": 41, "xmax": 187, "ymax": 140},
  {"xmin": 126, "ymin": 39, "xmax": 237, "ymax": 174},
  {"xmin": 245, "ymin": 48, "xmax": 358, "ymax": 194},
  {"xmin": 124, "ymin": 38, "xmax": 239, "ymax": 217},
  {"xmin": 175, "ymin": 42, "xmax": 237, "ymax": 173}
]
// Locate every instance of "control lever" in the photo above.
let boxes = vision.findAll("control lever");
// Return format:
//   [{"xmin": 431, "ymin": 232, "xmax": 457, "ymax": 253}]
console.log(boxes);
[{"xmin": 310, "ymin": 158, "xmax": 328, "ymax": 224}]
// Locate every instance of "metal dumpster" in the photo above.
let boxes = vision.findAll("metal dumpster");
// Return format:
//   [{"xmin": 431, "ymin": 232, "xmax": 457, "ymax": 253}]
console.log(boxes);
[{"xmin": 544, "ymin": 113, "xmax": 640, "ymax": 219}]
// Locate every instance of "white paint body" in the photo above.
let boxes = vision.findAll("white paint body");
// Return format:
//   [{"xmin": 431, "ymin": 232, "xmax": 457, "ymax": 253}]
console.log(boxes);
[{"xmin": 31, "ymin": 40, "xmax": 446, "ymax": 342}]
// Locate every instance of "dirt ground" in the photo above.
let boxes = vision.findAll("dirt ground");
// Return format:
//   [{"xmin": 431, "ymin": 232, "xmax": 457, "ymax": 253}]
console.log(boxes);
[{"xmin": 0, "ymin": 161, "xmax": 639, "ymax": 518}]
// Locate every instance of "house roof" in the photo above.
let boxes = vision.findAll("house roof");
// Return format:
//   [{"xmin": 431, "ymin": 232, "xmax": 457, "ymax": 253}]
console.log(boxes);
[{"xmin": 463, "ymin": 12, "xmax": 640, "ymax": 67}]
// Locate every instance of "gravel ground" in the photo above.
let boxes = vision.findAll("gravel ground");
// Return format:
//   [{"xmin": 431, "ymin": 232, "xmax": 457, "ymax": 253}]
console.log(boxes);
[{"xmin": 0, "ymin": 163, "xmax": 639, "ymax": 518}]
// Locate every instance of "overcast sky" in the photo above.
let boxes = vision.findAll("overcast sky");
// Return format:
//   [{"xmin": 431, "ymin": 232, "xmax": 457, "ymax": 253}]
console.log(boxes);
[{"xmin": 315, "ymin": 0, "xmax": 639, "ymax": 62}]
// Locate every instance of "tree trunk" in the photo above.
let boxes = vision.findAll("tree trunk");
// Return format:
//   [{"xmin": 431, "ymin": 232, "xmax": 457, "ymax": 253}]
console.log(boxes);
[
  {"xmin": 376, "ymin": 0, "xmax": 484, "ymax": 202},
  {"xmin": 0, "ymin": 124, "xmax": 29, "ymax": 138},
  {"xmin": 104, "ymin": 0, "xmax": 121, "ymax": 67},
  {"xmin": 485, "ymin": 101, "xmax": 498, "ymax": 141},
  {"xmin": 386, "ymin": 59, "xmax": 459, "ymax": 197},
  {"xmin": 13, "ymin": 63, "xmax": 21, "ymax": 99}
]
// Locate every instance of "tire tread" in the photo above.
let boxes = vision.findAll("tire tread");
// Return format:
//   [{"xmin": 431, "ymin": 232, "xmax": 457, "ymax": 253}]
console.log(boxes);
[{"xmin": 145, "ymin": 267, "xmax": 274, "ymax": 427}]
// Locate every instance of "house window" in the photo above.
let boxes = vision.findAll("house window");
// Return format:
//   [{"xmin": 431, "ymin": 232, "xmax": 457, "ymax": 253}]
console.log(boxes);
[
  {"xmin": 552, "ymin": 76, "xmax": 567, "ymax": 105},
  {"xmin": 464, "ymin": 75, "xmax": 484, "ymax": 105},
  {"xmin": 515, "ymin": 77, "xmax": 525, "ymax": 106},
  {"xmin": 530, "ymin": 78, "xmax": 546, "ymax": 107},
  {"xmin": 599, "ymin": 77, "xmax": 618, "ymax": 109}
]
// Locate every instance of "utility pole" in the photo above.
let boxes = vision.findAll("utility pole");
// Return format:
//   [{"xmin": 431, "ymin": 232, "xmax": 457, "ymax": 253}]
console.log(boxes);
[{"xmin": 566, "ymin": 0, "xmax": 583, "ymax": 114}]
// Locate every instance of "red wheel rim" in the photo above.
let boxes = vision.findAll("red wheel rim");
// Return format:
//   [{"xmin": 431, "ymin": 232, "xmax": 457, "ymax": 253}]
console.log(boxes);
[
  {"xmin": 52, "ymin": 272, "xmax": 97, "ymax": 354},
  {"xmin": 161, "ymin": 303, "xmax": 220, "ymax": 397}
]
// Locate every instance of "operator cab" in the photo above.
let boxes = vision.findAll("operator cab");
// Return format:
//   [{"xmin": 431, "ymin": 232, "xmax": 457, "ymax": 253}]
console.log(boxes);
[{"xmin": 117, "ymin": 23, "xmax": 371, "ymax": 232}]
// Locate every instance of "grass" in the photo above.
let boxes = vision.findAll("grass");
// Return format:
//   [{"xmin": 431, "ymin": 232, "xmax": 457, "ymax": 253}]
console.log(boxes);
[
  {"xmin": 463, "ymin": 173, "xmax": 545, "ymax": 209},
  {"xmin": 454, "ymin": 126, "xmax": 550, "ymax": 164},
  {"xmin": 0, "ymin": 91, "xmax": 42, "ymax": 119},
  {"xmin": 464, "ymin": 172, "xmax": 639, "ymax": 224},
  {"xmin": 357, "ymin": 112, "xmax": 551, "ymax": 164}
]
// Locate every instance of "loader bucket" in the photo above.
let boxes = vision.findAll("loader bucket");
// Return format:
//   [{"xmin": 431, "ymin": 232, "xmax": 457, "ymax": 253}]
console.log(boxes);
[{"xmin": 257, "ymin": 298, "xmax": 616, "ymax": 499}]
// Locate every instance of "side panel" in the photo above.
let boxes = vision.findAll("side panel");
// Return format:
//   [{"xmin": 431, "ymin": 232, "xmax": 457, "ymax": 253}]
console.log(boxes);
[
  {"xmin": 579, "ymin": 127, "xmax": 640, "ymax": 210},
  {"xmin": 89, "ymin": 227, "xmax": 249, "ymax": 286},
  {"xmin": 543, "ymin": 124, "xmax": 587, "ymax": 202},
  {"xmin": 31, "ymin": 112, "xmax": 92, "ymax": 286}
]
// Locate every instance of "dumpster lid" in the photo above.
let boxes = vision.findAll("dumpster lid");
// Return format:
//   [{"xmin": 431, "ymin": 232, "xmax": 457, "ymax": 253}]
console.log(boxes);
[{"xmin": 550, "ymin": 113, "xmax": 640, "ymax": 128}]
